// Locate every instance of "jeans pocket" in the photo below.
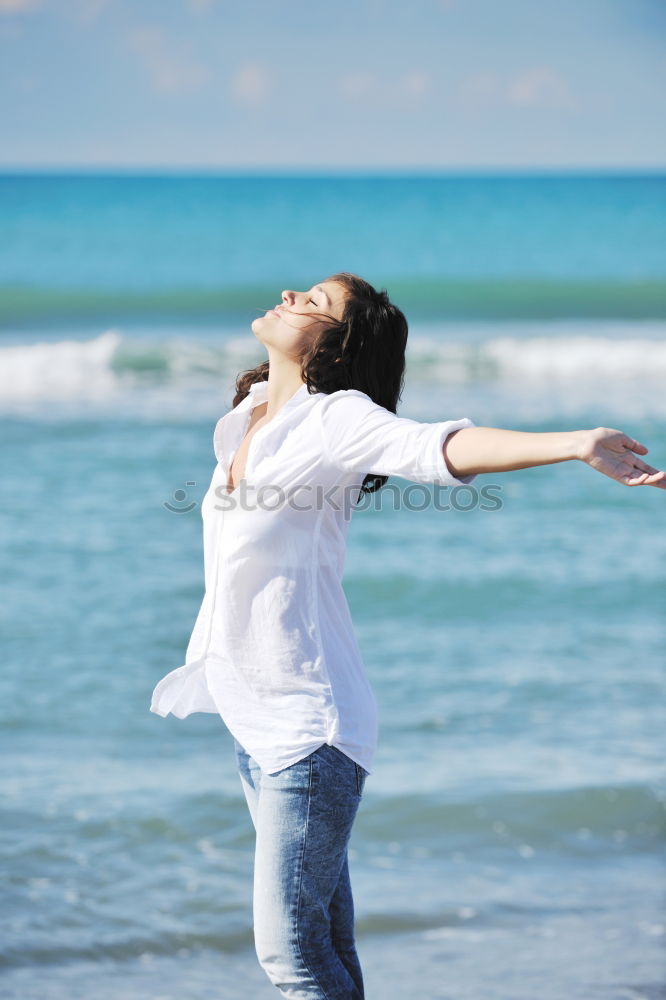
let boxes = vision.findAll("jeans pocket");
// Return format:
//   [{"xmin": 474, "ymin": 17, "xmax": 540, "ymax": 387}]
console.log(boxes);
[{"xmin": 355, "ymin": 762, "xmax": 367, "ymax": 797}]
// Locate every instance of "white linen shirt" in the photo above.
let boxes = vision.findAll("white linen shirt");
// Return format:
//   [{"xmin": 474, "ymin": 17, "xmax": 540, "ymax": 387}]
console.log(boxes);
[{"xmin": 149, "ymin": 380, "xmax": 477, "ymax": 775}]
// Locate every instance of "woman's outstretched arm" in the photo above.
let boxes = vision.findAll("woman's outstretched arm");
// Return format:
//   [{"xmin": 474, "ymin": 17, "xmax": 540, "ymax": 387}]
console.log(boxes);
[{"xmin": 443, "ymin": 426, "xmax": 666, "ymax": 489}]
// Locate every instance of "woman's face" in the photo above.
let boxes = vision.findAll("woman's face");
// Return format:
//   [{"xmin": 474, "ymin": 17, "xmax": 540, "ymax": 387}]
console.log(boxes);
[{"xmin": 252, "ymin": 280, "xmax": 347, "ymax": 359}]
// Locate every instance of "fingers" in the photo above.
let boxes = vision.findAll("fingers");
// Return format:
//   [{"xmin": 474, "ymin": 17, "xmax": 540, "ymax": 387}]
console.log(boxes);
[
  {"xmin": 633, "ymin": 460, "xmax": 662, "ymax": 475},
  {"xmin": 625, "ymin": 438, "xmax": 648, "ymax": 454},
  {"xmin": 643, "ymin": 472, "xmax": 666, "ymax": 489},
  {"xmin": 622, "ymin": 435, "xmax": 664, "ymax": 486},
  {"xmin": 626, "ymin": 469, "xmax": 666, "ymax": 486}
]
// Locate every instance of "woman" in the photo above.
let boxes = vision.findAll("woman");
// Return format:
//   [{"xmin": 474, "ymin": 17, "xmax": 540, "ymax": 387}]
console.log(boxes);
[{"xmin": 150, "ymin": 272, "xmax": 664, "ymax": 999}]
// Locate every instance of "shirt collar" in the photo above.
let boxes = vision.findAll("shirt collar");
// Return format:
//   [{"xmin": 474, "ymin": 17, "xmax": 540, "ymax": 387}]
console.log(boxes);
[{"xmin": 244, "ymin": 380, "xmax": 311, "ymax": 411}]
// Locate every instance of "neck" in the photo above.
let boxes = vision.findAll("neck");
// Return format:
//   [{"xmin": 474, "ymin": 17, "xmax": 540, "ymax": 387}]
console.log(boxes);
[{"xmin": 262, "ymin": 352, "xmax": 306, "ymax": 420}]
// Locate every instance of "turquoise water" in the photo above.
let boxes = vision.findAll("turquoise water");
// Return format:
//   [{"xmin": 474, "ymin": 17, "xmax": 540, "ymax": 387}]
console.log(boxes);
[
  {"xmin": 1, "ymin": 173, "xmax": 665, "ymax": 1000},
  {"xmin": 2, "ymin": 172, "xmax": 666, "ymax": 326}
]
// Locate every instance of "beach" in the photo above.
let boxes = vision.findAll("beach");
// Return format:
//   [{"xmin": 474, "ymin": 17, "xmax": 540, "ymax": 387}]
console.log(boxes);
[{"xmin": 1, "ymin": 172, "xmax": 665, "ymax": 1000}]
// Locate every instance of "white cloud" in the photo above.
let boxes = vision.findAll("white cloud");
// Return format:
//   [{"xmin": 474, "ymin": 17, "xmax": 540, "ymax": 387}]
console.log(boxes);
[
  {"xmin": 456, "ymin": 66, "xmax": 578, "ymax": 112},
  {"xmin": 338, "ymin": 72, "xmax": 377, "ymax": 100},
  {"xmin": 127, "ymin": 26, "xmax": 211, "ymax": 95},
  {"xmin": 0, "ymin": 0, "xmax": 40, "ymax": 12},
  {"xmin": 76, "ymin": 0, "xmax": 109, "ymax": 22},
  {"xmin": 230, "ymin": 63, "xmax": 270, "ymax": 105},
  {"xmin": 16, "ymin": 72, "xmax": 39, "ymax": 91},
  {"xmin": 338, "ymin": 71, "xmax": 431, "ymax": 107},
  {"xmin": 401, "ymin": 72, "xmax": 431, "ymax": 99},
  {"xmin": 508, "ymin": 66, "xmax": 578, "ymax": 111}
]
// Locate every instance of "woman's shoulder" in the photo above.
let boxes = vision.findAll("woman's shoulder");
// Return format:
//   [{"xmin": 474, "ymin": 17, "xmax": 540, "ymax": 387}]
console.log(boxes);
[
  {"xmin": 317, "ymin": 388, "xmax": 382, "ymax": 415},
  {"xmin": 316, "ymin": 389, "xmax": 389, "ymax": 439},
  {"xmin": 323, "ymin": 388, "xmax": 370, "ymax": 397},
  {"xmin": 318, "ymin": 388, "xmax": 375, "ymax": 406}
]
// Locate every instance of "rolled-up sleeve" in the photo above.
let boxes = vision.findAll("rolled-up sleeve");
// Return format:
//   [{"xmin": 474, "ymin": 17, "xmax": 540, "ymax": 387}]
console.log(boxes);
[{"xmin": 318, "ymin": 389, "xmax": 478, "ymax": 487}]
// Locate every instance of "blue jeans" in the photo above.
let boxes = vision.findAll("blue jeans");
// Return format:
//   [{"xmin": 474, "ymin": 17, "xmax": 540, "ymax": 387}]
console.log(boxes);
[{"xmin": 234, "ymin": 738, "xmax": 369, "ymax": 999}]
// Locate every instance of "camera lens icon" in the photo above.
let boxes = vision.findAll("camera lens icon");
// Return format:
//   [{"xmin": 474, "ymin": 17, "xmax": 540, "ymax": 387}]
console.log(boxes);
[{"xmin": 163, "ymin": 481, "xmax": 198, "ymax": 513}]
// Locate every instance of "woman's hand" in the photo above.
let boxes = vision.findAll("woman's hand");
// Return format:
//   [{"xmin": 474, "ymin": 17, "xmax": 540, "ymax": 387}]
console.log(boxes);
[{"xmin": 577, "ymin": 428, "xmax": 666, "ymax": 489}]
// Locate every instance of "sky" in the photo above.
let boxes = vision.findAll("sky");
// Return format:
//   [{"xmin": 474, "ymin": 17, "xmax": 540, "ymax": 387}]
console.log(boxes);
[{"xmin": 0, "ymin": 0, "xmax": 665, "ymax": 170}]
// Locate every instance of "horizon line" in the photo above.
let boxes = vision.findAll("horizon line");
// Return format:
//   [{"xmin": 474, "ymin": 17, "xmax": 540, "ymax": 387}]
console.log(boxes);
[{"xmin": 1, "ymin": 164, "xmax": 665, "ymax": 178}]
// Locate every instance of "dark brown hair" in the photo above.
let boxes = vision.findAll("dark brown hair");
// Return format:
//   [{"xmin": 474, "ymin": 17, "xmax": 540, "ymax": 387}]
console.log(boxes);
[{"xmin": 232, "ymin": 272, "xmax": 409, "ymax": 495}]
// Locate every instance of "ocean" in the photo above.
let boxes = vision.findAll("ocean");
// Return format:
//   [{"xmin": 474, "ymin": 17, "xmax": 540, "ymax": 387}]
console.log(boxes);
[{"xmin": 1, "ymin": 172, "xmax": 665, "ymax": 1000}]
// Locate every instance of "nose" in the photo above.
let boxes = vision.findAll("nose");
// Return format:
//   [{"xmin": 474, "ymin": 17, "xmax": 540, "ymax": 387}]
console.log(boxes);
[{"xmin": 281, "ymin": 289, "xmax": 296, "ymax": 306}]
